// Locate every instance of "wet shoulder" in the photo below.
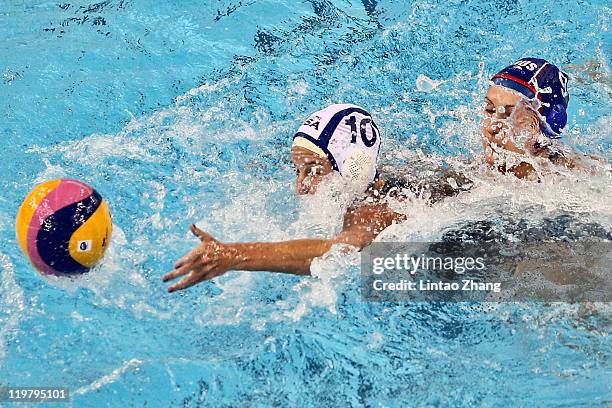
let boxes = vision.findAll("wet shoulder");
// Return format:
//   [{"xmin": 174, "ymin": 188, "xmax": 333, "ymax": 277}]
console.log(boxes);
[{"xmin": 370, "ymin": 168, "xmax": 473, "ymax": 204}]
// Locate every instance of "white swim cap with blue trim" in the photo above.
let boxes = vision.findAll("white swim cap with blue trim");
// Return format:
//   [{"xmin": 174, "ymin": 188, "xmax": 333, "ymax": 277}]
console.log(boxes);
[{"xmin": 292, "ymin": 104, "xmax": 381, "ymax": 189}]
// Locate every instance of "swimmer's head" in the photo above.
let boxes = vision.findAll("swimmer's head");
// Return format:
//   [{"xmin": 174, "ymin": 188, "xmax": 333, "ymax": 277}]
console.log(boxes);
[
  {"xmin": 488, "ymin": 58, "xmax": 570, "ymax": 138},
  {"xmin": 291, "ymin": 104, "xmax": 381, "ymax": 195}
]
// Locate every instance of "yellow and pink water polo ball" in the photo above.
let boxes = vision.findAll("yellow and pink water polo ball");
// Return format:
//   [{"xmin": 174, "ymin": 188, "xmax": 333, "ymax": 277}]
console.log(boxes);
[{"xmin": 15, "ymin": 179, "xmax": 112, "ymax": 276}]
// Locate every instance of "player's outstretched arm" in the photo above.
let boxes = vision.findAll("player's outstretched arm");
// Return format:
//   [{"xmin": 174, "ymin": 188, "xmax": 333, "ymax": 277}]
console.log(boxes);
[{"xmin": 163, "ymin": 203, "xmax": 404, "ymax": 293}]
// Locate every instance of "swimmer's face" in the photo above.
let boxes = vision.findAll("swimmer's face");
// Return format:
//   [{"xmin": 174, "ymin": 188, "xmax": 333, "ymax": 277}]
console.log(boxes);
[
  {"xmin": 483, "ymin": 85, "xmax": 522, "ymax": 121},
  {"xmin": 291, "ymin": 146, "xmax": 334, "ymax": 195},
  {"xmin": 482, "ymin": 85, "xmax": 539, "ymax": 165}
]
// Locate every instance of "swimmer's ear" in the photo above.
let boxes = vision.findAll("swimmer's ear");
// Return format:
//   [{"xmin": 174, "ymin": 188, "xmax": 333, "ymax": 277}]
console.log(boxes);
[{"xmin": 190, "ymin": 224, "xmax": 215, "ymax": 242}]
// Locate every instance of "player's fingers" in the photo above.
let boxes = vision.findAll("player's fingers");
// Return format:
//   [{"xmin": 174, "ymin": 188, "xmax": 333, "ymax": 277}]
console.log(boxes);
[
  {"xmin": 190, "ymin": 224, "xmax": 215, "ymax": 242},
  {"xmin": 167, "ymin": 272, "xmax": 201, "ymax": 293},
  {"xmin": 163, "ymin": 262, "xmax": 194, "ymax": 282}
]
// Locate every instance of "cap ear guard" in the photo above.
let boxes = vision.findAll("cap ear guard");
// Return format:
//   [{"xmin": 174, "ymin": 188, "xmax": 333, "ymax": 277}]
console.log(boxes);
[
  {"xmin": 541, "ymin": 103, "xmax": 567, "ymax": 139},
  {"xmin": 341, "ymin": 148, "xmax": 376, "ymax": 192}
]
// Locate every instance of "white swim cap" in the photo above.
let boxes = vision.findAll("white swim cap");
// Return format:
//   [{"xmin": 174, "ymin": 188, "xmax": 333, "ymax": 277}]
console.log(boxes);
[{"xmin": 292, "ymin": 104, "xmax": 381, "ymax": 191}]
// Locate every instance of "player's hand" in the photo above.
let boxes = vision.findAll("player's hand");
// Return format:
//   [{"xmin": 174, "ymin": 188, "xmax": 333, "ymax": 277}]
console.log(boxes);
[
  {"xmin": 483, "ymin": 98, "xmax": 540, "ymax": 161},
  {"xmin": 509, "ymin": 98, "xmax": 540, "ymax": 137},
  {"xmin": 163, "ymin": 224, "xmax": 239, "ymax": 292},
  {"xmin": 483, "ymin": 120, "xmax": 527, "ymax": 158}
]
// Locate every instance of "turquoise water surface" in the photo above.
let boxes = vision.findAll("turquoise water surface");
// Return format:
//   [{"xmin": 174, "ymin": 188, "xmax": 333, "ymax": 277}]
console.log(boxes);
[{"xmin": 1, "ymin": 1, "xmax": 611, "ymax": 406}]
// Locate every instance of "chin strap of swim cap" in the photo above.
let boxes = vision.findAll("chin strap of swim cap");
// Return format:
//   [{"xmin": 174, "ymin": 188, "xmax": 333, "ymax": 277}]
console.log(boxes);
[{"xmin": 491, "ymin": 58, "xmax": 570, "ymax": 139}]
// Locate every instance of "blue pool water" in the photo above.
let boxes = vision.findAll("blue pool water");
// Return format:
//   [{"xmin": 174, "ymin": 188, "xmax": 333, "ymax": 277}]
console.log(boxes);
[{"xmin": 1, "ymin": 0, "xmax": 611, "ymax": 406}]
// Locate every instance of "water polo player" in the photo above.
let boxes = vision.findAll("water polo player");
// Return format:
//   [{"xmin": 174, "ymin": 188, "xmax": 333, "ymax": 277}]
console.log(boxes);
[
  {"xmin": 291, "ymin": 103, "xmax": 382, "ymax": 195},
  {"xmin": 163, "ymin": 104, "xmax": 407, "ymax": 292},
  {"xmin": 482, "ymin": 57, "xmax": 596, "ymax": 179}
]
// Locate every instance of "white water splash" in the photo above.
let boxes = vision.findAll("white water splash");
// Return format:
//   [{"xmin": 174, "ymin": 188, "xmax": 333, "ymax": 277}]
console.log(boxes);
[
  {"xmin": 16, "ymin": 64, "xmax": 611, "ymax": 330},
  {"xmin": 73, "ymin": 358, "xmax": 143, "ymax": 396},
  {"xmin": 416, "ymin": 74, "xmax": 446, "ymax": 93},
  {"xmin": 0, "ymin": 253, "xmax": 26, "ymax": 363},
  {"xmin": 282, "ymin": 245, "xmax": 360, "ymax": 321}
]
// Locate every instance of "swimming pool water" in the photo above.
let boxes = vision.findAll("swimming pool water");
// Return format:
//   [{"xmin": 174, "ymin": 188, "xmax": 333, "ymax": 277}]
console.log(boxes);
[{"xmin": 1, "ymin": 0, "xmax": 611, "ymax": 406}]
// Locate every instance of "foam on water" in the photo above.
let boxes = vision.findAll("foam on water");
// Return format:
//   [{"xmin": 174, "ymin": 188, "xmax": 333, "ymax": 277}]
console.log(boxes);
[
  {"xmin": 0, "ymin": 254, "xmax": 26, "ymax": 364},
  {"xmin": 2, "ymin": 0, "xmax": 611, "ymax": 404},
  {"xmin": 73, "ymin": 358, "xmax": 144, "ymax": 397},
  {"xmin": 15, "ymin": 57, "xmax": 611, "ymax": 329}
]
